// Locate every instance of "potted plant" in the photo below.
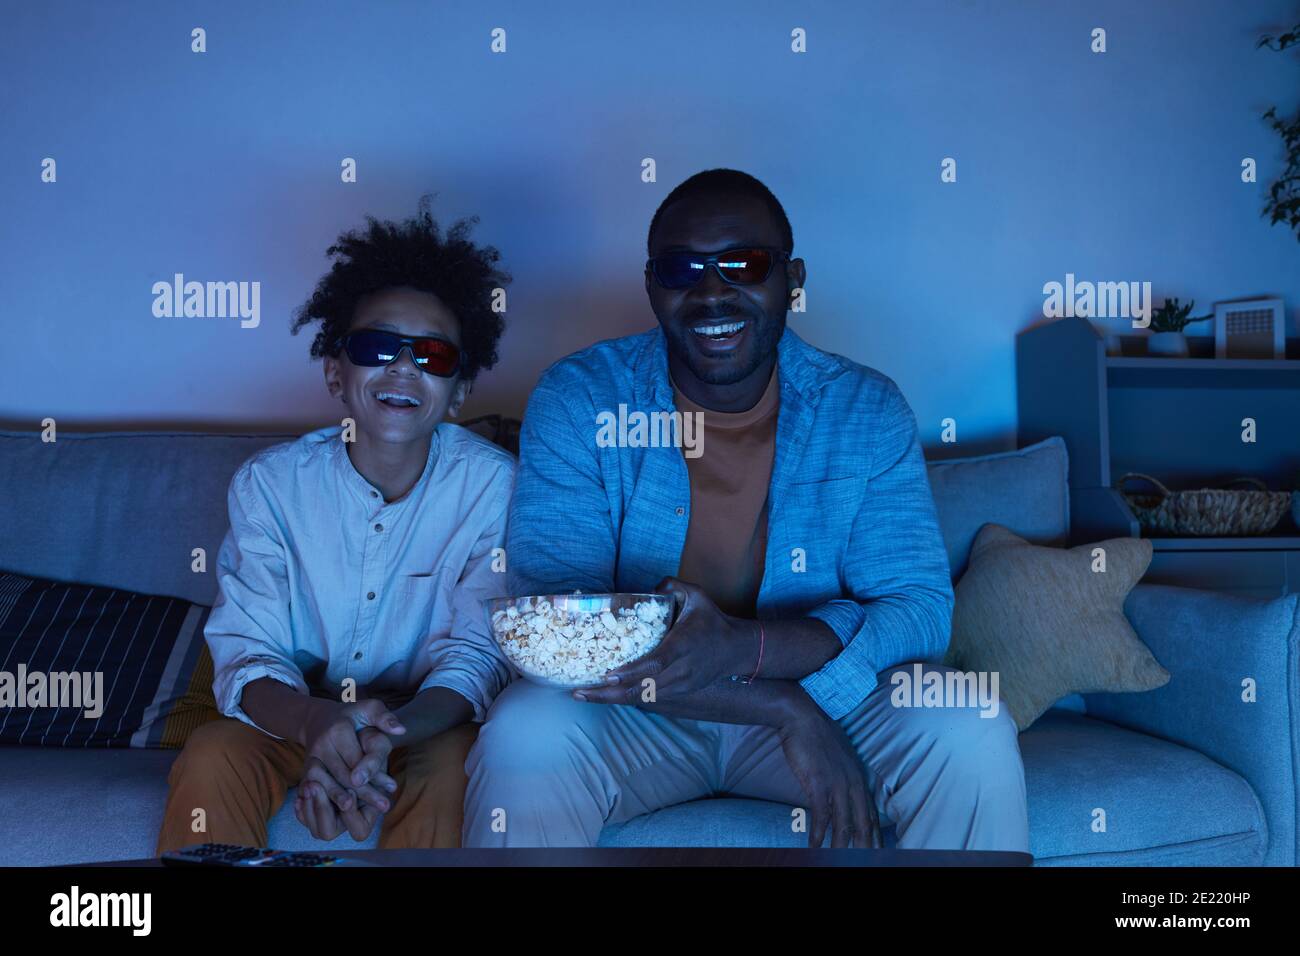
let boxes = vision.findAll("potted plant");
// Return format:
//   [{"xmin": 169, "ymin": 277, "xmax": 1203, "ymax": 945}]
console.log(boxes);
[
  {"xmin": 1147, "ymin": 298, "xmax": 1212, "ymax": 357},
  {"xmin": 1259, "ymin": 23, "xmax": 1300, "ymax": 243}
]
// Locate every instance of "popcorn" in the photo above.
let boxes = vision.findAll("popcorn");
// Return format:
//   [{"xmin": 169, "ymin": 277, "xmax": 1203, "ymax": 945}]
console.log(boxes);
[{"xmin": 490, "ymin": 597, "xmax": 671, "ymax": 686}]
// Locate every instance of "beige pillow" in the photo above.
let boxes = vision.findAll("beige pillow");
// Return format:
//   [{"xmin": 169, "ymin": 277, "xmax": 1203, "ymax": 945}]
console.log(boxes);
[{"xmin": 943, "ymin": 523, "xmax": 1169, "ymax": 731}]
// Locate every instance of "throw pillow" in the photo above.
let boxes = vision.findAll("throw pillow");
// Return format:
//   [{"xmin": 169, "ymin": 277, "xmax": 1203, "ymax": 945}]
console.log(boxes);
[
  {"xmin": 0, "ymin": 570, "xmax": 220, "ymax": 747},
  {"xmin": 942, "ymin": 523, "xmax": 1169, "ymax": 731}
]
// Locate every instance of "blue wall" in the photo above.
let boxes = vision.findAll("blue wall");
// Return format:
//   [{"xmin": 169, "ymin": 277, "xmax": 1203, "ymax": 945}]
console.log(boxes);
[{"xmin": 3, "ymin": 0, "xmax": 1298, "ymax": 454}]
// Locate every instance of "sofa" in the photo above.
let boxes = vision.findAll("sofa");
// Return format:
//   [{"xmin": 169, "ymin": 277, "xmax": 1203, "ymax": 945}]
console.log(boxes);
[{"xmin": 0, "ymin": 428, "xmax": 1295, "ymax": 866}]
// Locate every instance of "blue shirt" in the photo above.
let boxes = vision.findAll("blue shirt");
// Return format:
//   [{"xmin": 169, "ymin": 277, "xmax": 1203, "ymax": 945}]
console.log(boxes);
[{"xmin": 506, "ymin": 325, "xmax": 954, "ymax": 720}]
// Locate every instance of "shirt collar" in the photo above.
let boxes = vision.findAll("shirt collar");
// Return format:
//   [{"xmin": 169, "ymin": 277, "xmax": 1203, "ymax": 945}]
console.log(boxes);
[{"xmin": 332, "ymin": 426, "xmax": 442, "ymax": 507}]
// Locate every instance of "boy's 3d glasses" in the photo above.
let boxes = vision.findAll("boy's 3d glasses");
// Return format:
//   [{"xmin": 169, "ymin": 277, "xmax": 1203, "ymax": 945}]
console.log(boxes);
[{"xmin": 335, "ymin": 329, "xmax": 462, "ymax": 377}]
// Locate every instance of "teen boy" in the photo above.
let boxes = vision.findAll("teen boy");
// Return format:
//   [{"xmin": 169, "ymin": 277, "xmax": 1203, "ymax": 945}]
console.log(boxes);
[{"xmin": 157, "ymin": 199, "xmax": 516, "ymax": 851}]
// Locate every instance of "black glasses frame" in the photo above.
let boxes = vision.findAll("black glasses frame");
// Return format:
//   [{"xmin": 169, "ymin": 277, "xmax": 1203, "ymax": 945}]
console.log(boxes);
[
  {"xmin": 645, "ymin": 246, "xmax": 791, "ymax": 290},
  {"xmin": 333, "ymin": 330, "xmax": 463, "ymax": 378}
]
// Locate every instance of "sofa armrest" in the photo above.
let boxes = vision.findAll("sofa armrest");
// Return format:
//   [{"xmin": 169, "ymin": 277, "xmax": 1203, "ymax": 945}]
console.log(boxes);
[{"xmin": 1083, "ymin": 583, "xmax": 1299, "ymax": 867}]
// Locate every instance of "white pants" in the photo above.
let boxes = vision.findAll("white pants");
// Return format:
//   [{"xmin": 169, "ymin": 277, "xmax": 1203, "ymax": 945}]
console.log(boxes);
[{"xmin": 463, "ymin": 662, "xmax": 1029, "ymax": 850}]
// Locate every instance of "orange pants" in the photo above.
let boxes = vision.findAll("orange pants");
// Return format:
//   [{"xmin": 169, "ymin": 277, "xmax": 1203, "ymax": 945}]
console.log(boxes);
[{"xmin": 156, "ymin": 717, "xmax": 478, "ymax": 854}]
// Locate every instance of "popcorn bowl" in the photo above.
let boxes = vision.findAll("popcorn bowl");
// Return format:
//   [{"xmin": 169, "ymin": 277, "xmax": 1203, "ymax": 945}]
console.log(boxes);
[{"xmin": 483, "ymin": 593, "xmax": 673, "ymax": 689}]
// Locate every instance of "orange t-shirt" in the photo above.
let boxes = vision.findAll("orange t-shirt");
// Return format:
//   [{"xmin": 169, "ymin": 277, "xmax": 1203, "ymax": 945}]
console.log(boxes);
[{"xmin": 670, "ymin": 368, "xmax": 780, "ymax": 618}]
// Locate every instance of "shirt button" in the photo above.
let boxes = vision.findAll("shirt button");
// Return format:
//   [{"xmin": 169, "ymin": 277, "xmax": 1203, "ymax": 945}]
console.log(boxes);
[
  {"xmin": 374, "ymin": 523, "xmax": 383, "ymax": 532},
  {"xmin": 370, "ymin": 490, "xmax": 379, "ymax": 498},
  {"xmin": 675, "ymin": 507, "xmax": 685, "ymax": 516},
  {"xmin": 354, "ymin": 651, "xmax": 363, "ymax": 661},
  {"xmin": 367, "ymin": 591, "xmax": 376, "ymax": 600}
]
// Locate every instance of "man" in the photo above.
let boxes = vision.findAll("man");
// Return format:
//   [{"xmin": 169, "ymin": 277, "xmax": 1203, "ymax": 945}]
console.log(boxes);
[
  {"xmin": 464, "ymin": 169, "xmax": 1029, "ymax": 850},
  {"xmin": 157, "ymin": 199, "xmax": 515, "ymax": 852}
]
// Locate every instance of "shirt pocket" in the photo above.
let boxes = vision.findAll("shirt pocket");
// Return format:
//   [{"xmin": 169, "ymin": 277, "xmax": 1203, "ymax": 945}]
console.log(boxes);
[
  {"xmin": 402, "ymin": 568, "xmax": 456, "ymax": 635},
  {"xmin": 781, "ymin": 475, "xmax": 862, "ymax": 554},
  {"xmin": 786, "ymin": 474, "xmax": 863, "ymax": 510}
]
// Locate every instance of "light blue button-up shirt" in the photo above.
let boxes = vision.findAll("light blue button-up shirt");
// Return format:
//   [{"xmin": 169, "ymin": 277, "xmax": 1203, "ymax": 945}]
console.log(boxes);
[
  {"xmin": 505, "ymin": 325, "xmax": 954, "ymax": 720},
  {"xmin": 208, "ymin": 423, "xmax": 516, "ymax": 736}
]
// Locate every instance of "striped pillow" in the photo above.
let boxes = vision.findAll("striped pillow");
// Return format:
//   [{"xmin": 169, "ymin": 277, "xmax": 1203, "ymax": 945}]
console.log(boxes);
[{"xmin": 0, "ymin": 571, "xmax": 220, "ymax": 747}]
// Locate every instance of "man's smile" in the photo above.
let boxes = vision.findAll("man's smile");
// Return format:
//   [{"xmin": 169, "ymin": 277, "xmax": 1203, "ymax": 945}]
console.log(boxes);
[{"xmin": 687, "ymin": 317, "xmax": 749, "ymax": 355}]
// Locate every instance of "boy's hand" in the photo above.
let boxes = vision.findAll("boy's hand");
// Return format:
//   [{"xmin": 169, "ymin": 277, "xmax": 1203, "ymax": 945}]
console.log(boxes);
[
  {"xmin": 301, "ymin": 699, "xmax": 404, "ymax": 814},
  {"xmin": 294, "ymin": 759, "xmax": 381, "ymax": 842},
  {"xmin": 348, "ymin": 726, "xmax": 397, "ymax": 791}
]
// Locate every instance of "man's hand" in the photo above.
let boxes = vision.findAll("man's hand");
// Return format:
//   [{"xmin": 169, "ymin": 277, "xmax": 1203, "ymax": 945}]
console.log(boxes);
[
  {"xmin": 300, "ymin": 699, "xmax": 404, "ymax": 817},
  {"xmin": 779, "ymin": 710, "xmax": 881, "ymax": 849},
  {"xmin": 589, "ymin": 577, "xmax": 756, "ymax": 702}
]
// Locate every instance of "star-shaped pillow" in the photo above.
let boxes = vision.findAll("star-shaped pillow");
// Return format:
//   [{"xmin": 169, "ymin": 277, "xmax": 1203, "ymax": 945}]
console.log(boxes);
[{"xmin": 943, "ymin": 523, "xmax": 1170, "ymax": 731}]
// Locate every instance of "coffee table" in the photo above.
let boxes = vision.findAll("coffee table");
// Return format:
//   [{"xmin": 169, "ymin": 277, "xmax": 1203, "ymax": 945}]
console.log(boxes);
[{"xmin": 88, "ymin": 847, "xmax": 1032, "ymax": 866}]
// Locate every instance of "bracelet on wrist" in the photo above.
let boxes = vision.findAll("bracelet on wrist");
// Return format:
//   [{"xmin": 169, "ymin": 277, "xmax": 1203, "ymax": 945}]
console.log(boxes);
[{"xmin": 728, "ymin": 619, "xmax": 765, "ymax": 684}]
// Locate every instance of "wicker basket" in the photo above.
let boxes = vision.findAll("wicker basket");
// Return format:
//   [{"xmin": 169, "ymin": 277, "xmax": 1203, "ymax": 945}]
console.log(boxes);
[{"xmin": 1115, "ymin": 473, "xmax": 1291, "ymax": 537}]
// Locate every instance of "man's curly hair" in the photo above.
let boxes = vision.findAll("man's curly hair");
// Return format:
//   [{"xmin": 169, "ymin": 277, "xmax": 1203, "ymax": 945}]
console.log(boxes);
[{"xmin": 291, "ymin": 194, "xmax": 509, "ymax": 382}]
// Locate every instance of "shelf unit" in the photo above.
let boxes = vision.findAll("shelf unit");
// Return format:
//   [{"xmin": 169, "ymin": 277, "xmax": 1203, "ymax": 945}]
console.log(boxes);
[{"xmin": 1016, "ymin": 316, "xmax": 1300, "ymax": 597}]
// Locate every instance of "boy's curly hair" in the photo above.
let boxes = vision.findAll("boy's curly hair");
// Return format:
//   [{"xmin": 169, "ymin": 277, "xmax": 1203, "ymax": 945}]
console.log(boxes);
[{"xmin": 291, "ymin": 194, "xmax": 509, "ymax": 382}]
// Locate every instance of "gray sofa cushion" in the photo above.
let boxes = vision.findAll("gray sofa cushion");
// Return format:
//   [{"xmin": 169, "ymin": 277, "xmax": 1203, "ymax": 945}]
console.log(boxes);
[
  {"xmin": 1086, "ymin": 584, "xmax": 1300, "ymax": 867},
  {"xmin": 925, "ymin": 435, "xmax": 1070, "ymax": 582},
  {"xmin": 0, "ymin": 430, "xmax": 296, "ymax": 606},
  {"xmin": 1019, "ymin": 711, "xmax": 1265, "ymax": 866},
  {"xmin": 0, "ymin": 746, "xmax": 379, "ymax": 865},
  {"xmin": 0, "ymin": 747, "xmax": 181, "ymax": 865}
]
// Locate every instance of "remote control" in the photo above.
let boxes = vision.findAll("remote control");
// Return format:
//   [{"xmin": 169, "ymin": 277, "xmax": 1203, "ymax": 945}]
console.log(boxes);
[{"xmin": 161, "ymin": 842, "xmax": 374, "ymax": 867}]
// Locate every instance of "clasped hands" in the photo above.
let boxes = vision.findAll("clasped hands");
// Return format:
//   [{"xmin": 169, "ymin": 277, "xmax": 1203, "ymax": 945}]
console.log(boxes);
[{"xmin": 293, "ymin": 698, "xmax": 405, "ymax": 842}]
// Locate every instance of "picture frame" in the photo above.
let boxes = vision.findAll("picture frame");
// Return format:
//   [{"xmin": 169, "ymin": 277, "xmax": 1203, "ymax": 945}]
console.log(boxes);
[{"xmin": 1213, "ymin": 297, "xmax": 1286, "ymax": 359}]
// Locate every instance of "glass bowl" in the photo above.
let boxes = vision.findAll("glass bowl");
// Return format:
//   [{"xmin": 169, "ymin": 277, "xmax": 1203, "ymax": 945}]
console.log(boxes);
[{"xmin": 483, "ymin": 592, "xmax": 673, "ymax": 689}]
